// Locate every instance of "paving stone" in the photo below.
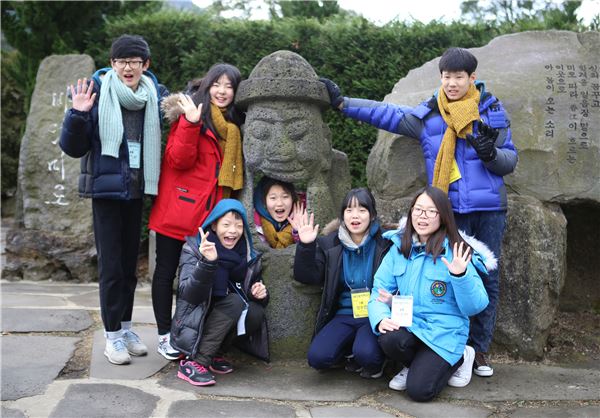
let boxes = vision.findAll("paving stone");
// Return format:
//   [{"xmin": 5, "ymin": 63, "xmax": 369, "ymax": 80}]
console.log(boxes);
[
  {"xmin": 1, "ymin": 293, "xmax": 69, "ymax": 308},
  {"xmin": 310, "ymin": 405, "xmax": 396, "ymax": 417},
  {"xmin": 159, "ymin": 360, "xmax": 388, "ymax": 401},
  {"xmin": 443, "ymin": 365, "xmax": 600, "ymax": 401},
  {"xmin": 89, "ymin": 326, "xmax": 169, "ymax": 380},
  {"xmin": 508, "ymin": 405, "xmax": 600, "ymax": 417},
  {"xmin": 1, "ymin": 335, "xmax": 79, "ymax": 401},
  {"xmin": 375, "ymin": 391, "xmax": 490, "ymax": 418},
  {"xmin": 0, "ymin": 282, "xmax": 98, "ymax": 295},
  {"xmin": 49, "ymin": 383, "xmax": 159, "ymax": 418},
  {"xmin": 1, "ymin": 308, "xmax": 92, "ymax": 332},
  {"xmin": 1, "ymin": 406, "xmax": 26, "ymax": 418},
  {"xmin": 169, "ymin": 399, "xmax": 295, "ymax": 417}
]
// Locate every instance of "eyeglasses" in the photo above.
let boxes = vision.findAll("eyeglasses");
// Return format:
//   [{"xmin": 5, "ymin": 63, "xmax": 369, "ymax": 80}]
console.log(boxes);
[
  {"xmin": 112, "ymin": 59, "xmax": 144, "ymax": 70},
  {"xmin": 411, "ymin": 206, "xmax": 439, "ymax": 218}
]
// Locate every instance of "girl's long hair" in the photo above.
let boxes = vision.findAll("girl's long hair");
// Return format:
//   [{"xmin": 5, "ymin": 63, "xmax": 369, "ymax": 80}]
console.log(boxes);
[
  {"xmin": 400, "ymin": 186, "xmax": 468, "ymax": 261},
  {"xmin": 185, "ymin": 63, "xmax": 243, "ymax": 139}
]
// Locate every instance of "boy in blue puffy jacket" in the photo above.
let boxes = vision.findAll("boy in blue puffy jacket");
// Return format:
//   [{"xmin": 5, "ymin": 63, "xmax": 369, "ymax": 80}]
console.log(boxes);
[
  {"xmin": 321, "ymin": 47, "xmax": 518, "ymax": 377},
  {"xmin": 60, "ymin": 35, "xmax": 168, "ymax": 365}
]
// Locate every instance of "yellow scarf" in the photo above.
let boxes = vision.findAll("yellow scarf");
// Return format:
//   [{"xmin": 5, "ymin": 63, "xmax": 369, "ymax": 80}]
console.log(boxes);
[
  {"xmin": 260, "ymin": 216, "xmax": 295, "ymax": 249},
  {"xmin": 433, "ymin": 84, "xmax": 480, "ymax": 194},
  {"xmin": 211, "ymin": 103, "xmax": 243, "ymax": 196}
]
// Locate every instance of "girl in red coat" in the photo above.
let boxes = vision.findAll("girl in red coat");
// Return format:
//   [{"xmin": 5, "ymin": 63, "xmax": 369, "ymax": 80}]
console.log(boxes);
[{"xmin": 148, "ymin": 63, "xmax": 244, "ymax": 360}]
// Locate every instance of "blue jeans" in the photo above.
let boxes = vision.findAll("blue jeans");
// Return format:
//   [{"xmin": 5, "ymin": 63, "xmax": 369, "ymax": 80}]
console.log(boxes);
[
  {"xmin": 307, "ymin": 314, "xmax": 384, "ymax": 371},
  {"xmin": 454, "ymin": 210, "xmax": 507, "ymax": 353}
]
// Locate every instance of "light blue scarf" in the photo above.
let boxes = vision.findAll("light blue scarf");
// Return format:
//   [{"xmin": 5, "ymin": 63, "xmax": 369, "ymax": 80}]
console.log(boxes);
[{"xmin": 98, "ymin": 70, "xmax": 161, "ymax": 195}]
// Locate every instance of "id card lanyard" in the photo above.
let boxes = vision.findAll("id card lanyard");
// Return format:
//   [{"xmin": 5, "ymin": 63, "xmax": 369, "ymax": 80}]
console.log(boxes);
[
  {"xmin": 345, "ymin": 274, "xmax": 369, "ymax": 319},
  {"xmin": 127, "ymin": 134, "xmax": 142, "ymax": 169}
]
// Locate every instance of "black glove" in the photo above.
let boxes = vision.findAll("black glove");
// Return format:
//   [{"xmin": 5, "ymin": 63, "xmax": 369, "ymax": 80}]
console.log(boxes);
[
  {"xmin": 466, "ymin": 122, "xmax": 498, "ymax": 162},
  {"xmin": 319, "ymin": 77, "xmax": 344, "ymax": 110}
]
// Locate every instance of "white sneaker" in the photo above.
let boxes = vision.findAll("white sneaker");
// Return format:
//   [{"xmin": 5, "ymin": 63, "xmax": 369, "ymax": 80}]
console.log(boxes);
[
  {"xmin": 388, "ymin": 367, "xmax": 409, "ymax": 391},
  {"xmin": 123, "ymin": 329, "xmax": 148, "ymax": 356},
  {"xmin": 158, "ymin": 333, "xmax": 182, "ymax": 361},
  {"xmin": 448, "ymin": 345, "xmax": 475, "ymax": 387},
  {"xmin": 104, "ymin": 338, "xmax": 131, "ymax": 365}
]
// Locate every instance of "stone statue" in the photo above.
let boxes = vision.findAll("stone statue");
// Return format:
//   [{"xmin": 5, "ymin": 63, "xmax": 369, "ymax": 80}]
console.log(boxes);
[{"xmin": 236, "ymin": 50, "xmax": 351, "ymax": 229}]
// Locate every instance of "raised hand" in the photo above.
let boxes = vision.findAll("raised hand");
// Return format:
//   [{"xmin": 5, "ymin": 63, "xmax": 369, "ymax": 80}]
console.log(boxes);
[
  {"xmin": 250, "ymin": 281, "xmax": 268, "ymax": 300},
  {"xmin": 70, "ymin": 78, "xmax": 96, "ymax": 112},
  {"xmin": 287, "ymin": 201, "xmax": 305, "ymax": 231},
  {"xmin": 296, "ymin": 208, "xmax": 319, "ymax": 244},
  {"xmin": 178, "ymin": 93, "xmax": 203, "ymax": 124},
  {"xmin": 441, "ymin": 241, "xmax": 472, "ymax": 276},
  {"xmin": 198, "ymin": 227, "xmax": 217, "ymax": 261},
  {"xmin": 319, "ymin": 77, "xmax": 344, "ymax": 110},
  {"xmin": 465, "ymin": 122, "xmax": 499, "ymax": 162}
]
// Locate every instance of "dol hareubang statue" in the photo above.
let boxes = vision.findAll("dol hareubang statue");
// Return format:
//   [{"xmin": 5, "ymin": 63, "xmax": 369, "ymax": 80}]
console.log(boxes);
[{"xmin": 236, "ymin": 50, "xmax": 351, "ymax": 228}]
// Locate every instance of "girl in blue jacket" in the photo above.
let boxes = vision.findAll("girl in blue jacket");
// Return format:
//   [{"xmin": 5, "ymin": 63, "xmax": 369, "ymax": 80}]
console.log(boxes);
[{"xmin": 369, "ymin": 186, "xmax": 492, "ymax": 402}]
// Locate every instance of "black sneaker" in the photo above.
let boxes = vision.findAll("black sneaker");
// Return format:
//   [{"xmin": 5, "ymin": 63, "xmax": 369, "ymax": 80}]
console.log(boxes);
[
  {"xmin": 344, "ymin": 357, "xmax": 363, "ymax": 373},
  {"xmin": 177, "ymin": 360, "xmax": 216, "ymax": 386},
  {"xmin": 360, "ymin": 362, "xmax": 385, "ymax": 379},
  {"xmin": 210, "ymin": 356, "xmax": 234, "ymax": 374},
  {"xmin": 473, "ymin": 352, "xmax": 494, "ymax": 377}
]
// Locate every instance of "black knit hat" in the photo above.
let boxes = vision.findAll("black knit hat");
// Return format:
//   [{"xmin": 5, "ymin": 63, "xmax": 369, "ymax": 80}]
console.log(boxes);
[{"xmin": 110, "ymin": 34, "xmax": 151, "ymax": 61}]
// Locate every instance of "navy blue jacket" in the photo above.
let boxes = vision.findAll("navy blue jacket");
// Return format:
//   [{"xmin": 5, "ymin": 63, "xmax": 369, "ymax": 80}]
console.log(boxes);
[{"xmin": 59, "ymin": 68, "xmax": 168, "ymax": 199}]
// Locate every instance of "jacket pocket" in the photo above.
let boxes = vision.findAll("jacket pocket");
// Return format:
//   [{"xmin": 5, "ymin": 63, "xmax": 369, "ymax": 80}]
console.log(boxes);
[{"xmin": 162, "ymin": 186, "xmax": 212, "ymax": 236}]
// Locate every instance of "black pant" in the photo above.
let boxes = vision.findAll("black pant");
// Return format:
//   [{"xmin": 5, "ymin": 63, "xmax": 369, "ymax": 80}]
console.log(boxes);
[
  {"xmin": 379, "ymin": 328, "xmax": 462, "ymax": 402},
  {"xmin": 92, "ymin": 198, "xmax": 143, "ymax": 332},
  {"xmin": 152, "ymin": 232, "xmax": 185, "ymax": 334},
  {"xmin": 194, "ymin": 293, "xmax": 264, "ymax": 366}
]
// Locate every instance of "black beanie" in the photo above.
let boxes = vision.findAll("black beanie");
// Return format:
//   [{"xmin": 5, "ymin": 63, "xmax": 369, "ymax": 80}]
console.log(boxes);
[{"xmin": 110, "ymin": 34, "xmax": 151, "ymax": 61}]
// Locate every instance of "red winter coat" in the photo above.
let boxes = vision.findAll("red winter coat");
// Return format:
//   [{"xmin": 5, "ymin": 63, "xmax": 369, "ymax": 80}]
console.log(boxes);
[{"xmin": 149, "ymin": 114, "xmax": 223, "ymax": 241}]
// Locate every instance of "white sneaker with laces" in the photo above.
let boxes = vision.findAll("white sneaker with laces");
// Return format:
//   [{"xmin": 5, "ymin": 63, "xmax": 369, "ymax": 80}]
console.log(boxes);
[
  {"xmin": 388, "ymin": 367, "xmax": 409, "ymax": 391},
  {"xmin": 104, "ymin": 338, "xmax": 131, "ymax": 365},
  {"xmin": 158, "ymin": 333, "xmax": 182, "ymax": 361},
  {"xmin": 448, "ymin": 345, "xmax": 475, "ymax": 387},
  {"xmin": 123, "ymin": 329, "xmax": 148, "ymax": 356}
]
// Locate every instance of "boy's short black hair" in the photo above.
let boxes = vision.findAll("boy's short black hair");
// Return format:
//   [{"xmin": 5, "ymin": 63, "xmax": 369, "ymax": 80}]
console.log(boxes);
[
  {"xmin": 439, "ymin": 47, "xmax": 478, "ymax": 75},
  {"xmin": 110, "ymin": 34, "xmax": 151, "ymax": 62}
]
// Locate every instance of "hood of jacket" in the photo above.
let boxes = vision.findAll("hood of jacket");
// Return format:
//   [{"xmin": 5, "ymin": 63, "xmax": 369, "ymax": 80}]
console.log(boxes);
[
  {"xmin": 161, "ymin": 93, "xmax": 187, "ymax": 124},
  {"xmin": 200, "ymin": 199, "xmax": 255, "ymax": 259},
  {"xmin": 383, "ymin": 216, "xmax": 498, "ymax": 272}
]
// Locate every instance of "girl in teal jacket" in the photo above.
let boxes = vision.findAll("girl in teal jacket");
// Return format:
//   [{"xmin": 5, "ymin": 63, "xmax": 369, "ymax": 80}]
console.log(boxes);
[{"xmin": 368, "ymin": 186, "xmax": 493, "ymax": 402}]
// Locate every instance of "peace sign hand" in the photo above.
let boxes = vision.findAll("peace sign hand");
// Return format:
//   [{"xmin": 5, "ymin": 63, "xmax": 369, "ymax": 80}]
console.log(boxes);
[
  {"xmin": 198, "ymin": 227, "xmax": 217, "ymax": 261},
  {"xmin": 70, "ymin": 78, "xmax": 96, "ymax": 112},
  {"xmin": 441, "ymin": 241, "xmax": 472, "ymax": 276},
  {"xmin": 178, "ymin": 93, "xmax": 202, "ymax": 123},
  {"xmin": 297, "ymin": 208, "xmax": 319, "ymax": 244}
]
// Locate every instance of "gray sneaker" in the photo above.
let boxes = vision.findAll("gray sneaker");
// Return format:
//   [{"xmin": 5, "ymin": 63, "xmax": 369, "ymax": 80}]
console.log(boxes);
[
  {"xmin": 123, "ymin": 329, "xmax": 148, "ymax": 356},
  {"xmin": 104, "ymin": 338, "xmax": 131, "ymax": 365}
]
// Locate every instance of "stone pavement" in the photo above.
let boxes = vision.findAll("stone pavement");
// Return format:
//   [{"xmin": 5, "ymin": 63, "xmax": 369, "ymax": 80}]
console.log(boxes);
[{"xmin": 1, "ymin": 281, "xmax": 599, "ymax": 418}]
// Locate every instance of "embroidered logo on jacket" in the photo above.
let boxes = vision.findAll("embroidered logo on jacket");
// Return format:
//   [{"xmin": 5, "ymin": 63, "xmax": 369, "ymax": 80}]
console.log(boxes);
[{"xmin": 430, "ymin": 281, "xmax": 447, "ymax": 297}]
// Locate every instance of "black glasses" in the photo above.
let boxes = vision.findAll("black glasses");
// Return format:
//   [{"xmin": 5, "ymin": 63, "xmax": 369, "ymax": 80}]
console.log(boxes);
[
  {"xmin": 112, "ymin": 59, "xmax": 144, "ymax": 70},
  {"xmin": 411, "ymin": 206, "xmax": 439, "ymax": 218}
]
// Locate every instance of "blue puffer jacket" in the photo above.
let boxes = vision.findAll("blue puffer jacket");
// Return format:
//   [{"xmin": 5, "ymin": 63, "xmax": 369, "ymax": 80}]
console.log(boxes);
[
  {"xmin": 368, "ymin": 223, "xmax": 493, "ymax": 366},
  {"xmin": 342, "ymin": 82, "xmax": 518, "ymax": 213},
  {"xmin": 59, "ymin": 68, "xmax": 168, "ymax": 199}
]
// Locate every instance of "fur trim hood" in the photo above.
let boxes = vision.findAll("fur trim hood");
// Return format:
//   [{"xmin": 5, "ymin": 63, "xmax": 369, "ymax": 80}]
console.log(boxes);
[
  {"xmin": 161, "ymin": 93, "xmax": 186, "ymax": 124},
  {"xmin": 385, "ymin": 217, "xmax": 498, "ymax": 272}
]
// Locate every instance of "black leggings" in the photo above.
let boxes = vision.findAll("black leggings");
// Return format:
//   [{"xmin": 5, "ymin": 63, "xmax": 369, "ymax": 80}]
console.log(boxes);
[
  {"xmin": 379, "ymin": 328, "xmax": 463, "ymax": 402},
  {"xmin": 152, "ymin": 232, "xmax": 185, "ymax": 335}
]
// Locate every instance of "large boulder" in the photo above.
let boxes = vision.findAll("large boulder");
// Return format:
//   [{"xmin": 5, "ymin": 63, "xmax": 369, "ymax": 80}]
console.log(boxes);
[
  {"xmin": 495, "ymin": 195, "xmax": 567, "ymax": 360},
  {"xmin": 367, "ymin": 30, "xmax": 600, "ymax": 204},
  {"xmin": 4, "ymin": 55, "xmax": 96, "ymax": 282}
]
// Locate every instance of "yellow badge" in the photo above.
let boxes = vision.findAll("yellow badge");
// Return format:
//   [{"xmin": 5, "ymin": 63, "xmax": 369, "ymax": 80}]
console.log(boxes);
[
  {"xmin": 351, "ymin": 288, "xmax": 370, "ymax": 319},
  {"xmin": 449, "ymin": 159, "xmax": 462, "ymax": 183}
]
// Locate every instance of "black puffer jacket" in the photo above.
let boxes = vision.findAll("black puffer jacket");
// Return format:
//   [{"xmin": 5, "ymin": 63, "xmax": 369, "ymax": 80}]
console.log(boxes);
[
  {"xmin": 293, "ymin": 222, "xmax": 392, "ymax": 336},
  {"xmin": 170, "ymin": 236, "xmax": 270, "ymax": 362}
]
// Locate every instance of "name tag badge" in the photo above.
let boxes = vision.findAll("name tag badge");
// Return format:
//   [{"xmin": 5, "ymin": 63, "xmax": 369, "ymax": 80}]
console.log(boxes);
[
  {"xmin": 237, "ymin": 307, "xmax": 248, "ymax": 336},
  {"xmin": 127, "ymin": 141, "xmax": 141, "ymax": 169},
  {"xmin": 391, "ymin": 295, "xmax": 413, "ymax": 327},
  {"xmin": 351, "ymin": 288, "xmax": 370, "ymax": 319},
  {"xmin": 449, "ymin": 159, "xmax": 462, "ymax": 183}
]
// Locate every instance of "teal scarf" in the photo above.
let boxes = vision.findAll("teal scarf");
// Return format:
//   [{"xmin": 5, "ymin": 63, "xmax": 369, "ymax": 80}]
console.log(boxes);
[{"xmin": 98, "ymin": 70, "xmax": 161, "ymax": 195}]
